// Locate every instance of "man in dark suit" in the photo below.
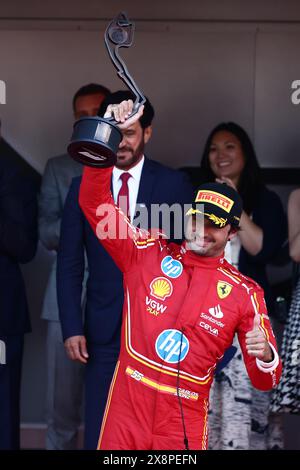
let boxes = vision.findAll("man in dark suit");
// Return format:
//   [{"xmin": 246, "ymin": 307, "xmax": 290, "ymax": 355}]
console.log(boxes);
[
  {"xmin": 57, "ymin": 91, "xmax": 194, "ymax": 449},
  {"xmin": 0, "ymin": 122, "xmax": 38, "ymax": 449}
]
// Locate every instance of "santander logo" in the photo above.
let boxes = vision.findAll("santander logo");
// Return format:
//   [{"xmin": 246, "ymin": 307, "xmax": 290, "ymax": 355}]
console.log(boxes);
[{"xmin": 208, "ymin": 304, "xmax": 224, "ymax": 319}]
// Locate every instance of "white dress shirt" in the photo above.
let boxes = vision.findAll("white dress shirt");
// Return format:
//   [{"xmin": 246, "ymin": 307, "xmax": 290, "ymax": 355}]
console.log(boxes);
[
  {"xmin": 112, "ymin": 156, "xmax": 145, "ymax": 222},
  {"xmin": 224, "ymin": 214, "xmax": 253, "ymax": 269},
  {"xmin": 224, "ymin": 234, "xmax": 241, "ymax": 269}
]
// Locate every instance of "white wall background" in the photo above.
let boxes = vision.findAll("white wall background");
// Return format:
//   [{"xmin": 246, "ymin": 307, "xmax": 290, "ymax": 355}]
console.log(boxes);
[
  {"xmin": 0, "ymin": 0, "xmax": 300, "ymax": 448},
  {"xmin": 0, "ymin": 5, "xmax": 300, "ymax": 172}
]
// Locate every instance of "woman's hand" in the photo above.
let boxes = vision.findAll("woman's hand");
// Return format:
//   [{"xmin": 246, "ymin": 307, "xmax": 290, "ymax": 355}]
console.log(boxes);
[
  {"xmin": 215, "ymin": 176, "xmax": 237, "ymax": 191},
  {"xmin": 104, "ymin": 99, "xmax": 144, "ymax": 130}
]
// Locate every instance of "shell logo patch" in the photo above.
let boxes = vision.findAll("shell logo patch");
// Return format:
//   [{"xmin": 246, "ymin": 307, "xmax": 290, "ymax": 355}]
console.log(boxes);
[
  {"xmin": 217, "ymin": 281, "xmax": 233, "ymax": 299},
  {"xmin": 150, "ymin": 277, "xmax": 173, "ymax": 301}
]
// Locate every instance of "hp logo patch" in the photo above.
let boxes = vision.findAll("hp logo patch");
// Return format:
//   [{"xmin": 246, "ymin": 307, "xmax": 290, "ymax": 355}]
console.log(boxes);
[
  {"xmin": 155, "ymin": 329, "xmax": 189, "ymax": 364},
  {"xmin": 161, "ymin": 256, "xmax": 183, "ymax": 279}
]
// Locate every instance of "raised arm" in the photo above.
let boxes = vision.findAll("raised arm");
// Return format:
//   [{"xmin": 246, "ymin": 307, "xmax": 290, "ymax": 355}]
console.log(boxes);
[
  {"xmin": 79, "ymin": 165, "xmax": 159, "ymax": 273},
  {"xmin": 78, "ymin": 101, "xmax": 158, "ymax": 272}
]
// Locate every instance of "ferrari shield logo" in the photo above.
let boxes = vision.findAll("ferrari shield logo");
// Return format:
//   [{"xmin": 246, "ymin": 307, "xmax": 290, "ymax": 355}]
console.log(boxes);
[{"xmin": 217, "ymin": 281, "xmax": 233, "ymax": 299}]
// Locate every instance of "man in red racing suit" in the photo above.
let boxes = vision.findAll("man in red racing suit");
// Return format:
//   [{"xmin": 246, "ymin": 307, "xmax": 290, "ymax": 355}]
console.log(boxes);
[{"xmin": 79, "ymin": 165, "xmax": 282, "ymax": 451}]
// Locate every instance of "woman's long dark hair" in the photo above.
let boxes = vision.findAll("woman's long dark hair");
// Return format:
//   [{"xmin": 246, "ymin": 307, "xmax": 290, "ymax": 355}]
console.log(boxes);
[{"xmin": 199, "ymin": 122, "xmax": 264, "ymax": 214}]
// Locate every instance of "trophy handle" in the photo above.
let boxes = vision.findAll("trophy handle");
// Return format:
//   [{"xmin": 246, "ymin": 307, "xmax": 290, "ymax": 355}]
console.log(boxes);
[
  {"xmin": 68, "ymin": 12, "xmax": 144, "ymax": 168},
  {"xmin": 104, "ymin": 12, "xmax": 146, "ymax": 123}
]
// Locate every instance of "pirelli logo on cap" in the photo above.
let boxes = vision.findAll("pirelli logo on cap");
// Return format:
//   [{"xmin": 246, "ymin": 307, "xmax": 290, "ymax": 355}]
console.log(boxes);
[{"xmin": 195, "ymin": 190, "xmax": 234, "ymax": 213}]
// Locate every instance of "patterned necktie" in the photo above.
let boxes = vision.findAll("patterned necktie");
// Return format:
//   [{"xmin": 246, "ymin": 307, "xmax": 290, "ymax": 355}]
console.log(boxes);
[{"xmin": 117, "ymin": 172, "xmax": 132, "ymax": 219}]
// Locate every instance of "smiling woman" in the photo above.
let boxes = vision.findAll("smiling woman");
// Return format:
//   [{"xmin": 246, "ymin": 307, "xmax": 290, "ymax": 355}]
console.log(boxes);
[{"xmin": 208, "ymin": 131, "xmax": 246, "ymax": 188}]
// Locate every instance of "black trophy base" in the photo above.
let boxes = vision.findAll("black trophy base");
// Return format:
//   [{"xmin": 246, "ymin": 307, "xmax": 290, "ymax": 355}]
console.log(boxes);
[{"xmin": 68, "ymin": 116, "xmax": 122, "ymax": 168}]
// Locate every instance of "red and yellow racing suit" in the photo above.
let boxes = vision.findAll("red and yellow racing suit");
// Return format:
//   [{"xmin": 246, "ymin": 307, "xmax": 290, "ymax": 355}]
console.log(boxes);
[{"xmin": 79, "ymin": 166, "xmax": 282, "ymax": 450}]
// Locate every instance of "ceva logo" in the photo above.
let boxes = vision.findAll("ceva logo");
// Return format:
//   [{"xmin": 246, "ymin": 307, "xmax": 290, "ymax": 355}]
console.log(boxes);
[{"xmin": 0, "ymin": 80, "xmax": 6, "ymax": 104}]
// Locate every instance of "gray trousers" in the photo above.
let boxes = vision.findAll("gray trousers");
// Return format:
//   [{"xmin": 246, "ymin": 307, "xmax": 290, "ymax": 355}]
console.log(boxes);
[{"xmin": 46, "ymin": 321, "xmax": 84, "ymax": 450}]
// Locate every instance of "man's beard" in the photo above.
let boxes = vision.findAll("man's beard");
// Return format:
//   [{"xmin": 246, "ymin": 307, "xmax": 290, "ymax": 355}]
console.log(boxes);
[{"xmin": 116, "ymin": 140, "xmax": 145, "ymax": 169}]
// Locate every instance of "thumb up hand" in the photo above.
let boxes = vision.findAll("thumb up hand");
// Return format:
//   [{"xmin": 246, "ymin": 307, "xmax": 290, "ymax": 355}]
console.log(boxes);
[
  {"xmin": 252, "ymin": 314, "xmax": 261, "ymax": 331},
  {"xmin": 245, "ymin": 315, "xmax": 273, "ymax": 362}
]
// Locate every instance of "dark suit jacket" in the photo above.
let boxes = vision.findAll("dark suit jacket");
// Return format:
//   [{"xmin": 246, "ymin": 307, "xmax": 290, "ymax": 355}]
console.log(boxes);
[
  {"xmin": 0, "ymin": 142, "xmax": 38, "ymax": 335},
  {"xmin": 57, "ymin": 157, "xmax": 194, "ymax": 344}
]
